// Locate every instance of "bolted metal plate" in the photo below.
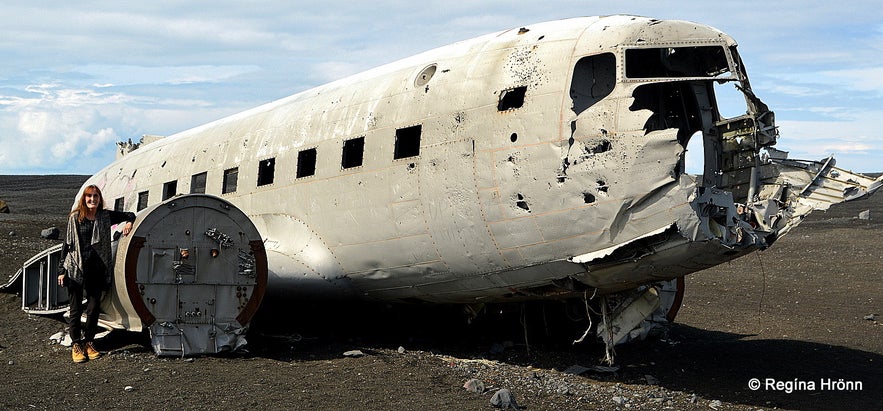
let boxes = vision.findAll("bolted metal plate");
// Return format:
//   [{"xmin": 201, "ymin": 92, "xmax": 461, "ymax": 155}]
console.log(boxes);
[{"xmin": 116, "ymin": 194, "xmax": 267, "ymax": 356}]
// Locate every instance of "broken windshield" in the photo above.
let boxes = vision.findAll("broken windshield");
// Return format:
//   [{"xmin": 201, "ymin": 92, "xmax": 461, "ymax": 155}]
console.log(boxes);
[{"xmin": 625, "ymin": 46, "xmax": 730, "ymax": 79}]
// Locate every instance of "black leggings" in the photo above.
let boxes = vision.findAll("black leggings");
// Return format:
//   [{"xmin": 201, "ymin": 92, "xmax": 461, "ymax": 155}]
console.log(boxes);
[{"xmin": 67, "ymin": 255, "xmax": 106, "ymax": 343}]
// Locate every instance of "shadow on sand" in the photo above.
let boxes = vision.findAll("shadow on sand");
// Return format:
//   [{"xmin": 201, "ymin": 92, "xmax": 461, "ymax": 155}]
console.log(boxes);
[{"xmin": 245, "ymin": 300, "xmax": 881, "ymax": 410}]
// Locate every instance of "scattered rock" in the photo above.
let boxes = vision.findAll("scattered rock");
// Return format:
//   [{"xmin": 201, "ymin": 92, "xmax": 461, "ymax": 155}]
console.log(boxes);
[
  {"xmin": 858, "ymin": 209, "xmax": 870, "ymax": 220},
  {"xmin": 490, "ymin": 388, "xmax": 518, "ymax": 409},
  {"xmin": 613, "ymin": 396, "xmax": 628, "ymax": 405},
  {"xmin": 463, "ymin": 378, "xmax": 484, "ymax": 393},
  {"xmin": 49, "ymin": 331, "xmax": 66, "ymax": 345},
  {"xmin": 563, "ymin": 364, "xmax": 590, "ymax": 375},
  {"xmin": 709, "ymin": 399, "xmax": 722, "ymax": 409},
  {"xmin": 588, "ymin": 364, "xmax": 619, "ymax": 373},
  {"xmin": 0, "ymin": 200, "xmax": 9, "ymax": 213},
  {"xmin": 397, "ymin": 346, "xmax": 406, "ymax": 354},
  {"xmin": 863, "ymin": 314, "xmax": 878, "ymax": 321},
  {"xmin": 40, "ymin": 227, "xmax": 60, "ymax": 240},
  {"xmin": 489, "ymin": 343, "xmax": 505, "ymax": 355},
  {"xmin": 7, "ymin": 231, "xmax": 15, "ymax": 237},
  {"xmin": 124, "ymin": 386, "xmax": 135, "ymax": 392},
  {"xmin": 343, "ymin": 350, "xmax": 365, "ymax": 358},
  {"xmin": 8, "ymin": 361, "xmax": 14, "ymax": 365}
]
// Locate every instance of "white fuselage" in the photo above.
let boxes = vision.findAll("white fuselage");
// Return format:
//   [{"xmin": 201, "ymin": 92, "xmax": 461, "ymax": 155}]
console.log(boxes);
[{"xmin": 80, "ymin": 16, "xmax": 868, "ymax": 304}]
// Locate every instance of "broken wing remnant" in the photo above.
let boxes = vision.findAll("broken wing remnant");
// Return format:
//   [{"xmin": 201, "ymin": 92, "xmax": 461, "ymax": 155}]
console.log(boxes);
[{"xmin": 7, "ymin": 244, "xmax": 69, "ymax": 314}]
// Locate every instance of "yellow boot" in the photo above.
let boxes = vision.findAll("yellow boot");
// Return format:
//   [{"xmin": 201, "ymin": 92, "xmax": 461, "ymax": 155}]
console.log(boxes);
[
  {"xmin": 84, "ymin": 342, "xmax": 101, "ymax": 360},
  {"xmin": 71, "ymin": 343, "xmax": 87, "ymax": 363}
]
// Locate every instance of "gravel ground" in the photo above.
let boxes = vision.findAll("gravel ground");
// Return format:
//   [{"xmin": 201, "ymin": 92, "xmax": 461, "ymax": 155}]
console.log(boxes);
[{"xmin": 1, "ymin": 174, "xmax": 880, "ymax": 410}]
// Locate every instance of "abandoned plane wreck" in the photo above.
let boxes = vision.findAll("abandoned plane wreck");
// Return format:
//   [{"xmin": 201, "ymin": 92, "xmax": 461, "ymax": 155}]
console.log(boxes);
[{"xmin": 6, "ymin": 15, "xmax": 881, "ymax": 357}]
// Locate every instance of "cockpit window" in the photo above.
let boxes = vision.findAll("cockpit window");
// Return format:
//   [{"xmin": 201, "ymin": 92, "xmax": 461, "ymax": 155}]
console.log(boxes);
[{"xmin": 625, "ymin": 46, "xmax": 729, "ymax": 79}]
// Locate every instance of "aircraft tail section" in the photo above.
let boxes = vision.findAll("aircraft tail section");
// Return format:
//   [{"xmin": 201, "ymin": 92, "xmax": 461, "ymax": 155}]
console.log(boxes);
[
  {"xmin": 7, "ymin": 194, "xmax": 268, "ymax": 357},
  {"xmin": 114, "ymin": 194, "xmax": 268, "ymax": 356}
]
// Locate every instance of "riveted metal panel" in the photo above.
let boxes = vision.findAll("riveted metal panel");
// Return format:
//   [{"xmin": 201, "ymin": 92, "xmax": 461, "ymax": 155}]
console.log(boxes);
[{"xmin": 116, "ymin": 194, "xmax": 267, "ymax": 356}]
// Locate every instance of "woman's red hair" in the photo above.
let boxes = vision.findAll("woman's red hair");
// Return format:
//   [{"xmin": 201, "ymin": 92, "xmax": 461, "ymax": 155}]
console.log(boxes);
[{"xmin": 72, "ymin": 185, "xmax": 104, "ymax": 222}]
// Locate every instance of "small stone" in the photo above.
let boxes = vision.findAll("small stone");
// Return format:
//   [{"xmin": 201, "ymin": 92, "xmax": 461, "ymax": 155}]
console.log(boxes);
[
  {"xmin": 588, "ymin": 365, "xmax": 620, "ymax": 373},
  {"xmin": 863, "ymin": 314, "xmax": 878, "ymax": 321},
  {"xmin": 343, "ymin": 350, "xmax": 365, "ymax": 358},
  {"xmin": 490, "ymin": 388, "xmax": 518, "ymax": 409},
  {"xmin": 40, "ymin": 227, "xmax": 60, "ymax": 240},
  {"xmin": 709, "ymin": 399, "xmax": 722, "ymax": 409},
  {"xmin": 463, "ymin": 378, "xmax": 484, "ymax": 393},
  {"xmin": 124, "ymin": 386, "xmax": 134, "ymax": 392},
  {"xmin": 397, "ymin": 346, "xmax": 406, "ymax": 354},
  {"xmin": 489, "ymin": 343, "xmax": 505, "ymax": 355},
  {"xmin": 613, "ymin": 396, "xmax": 627, "ymax": 405},
  {"xmin": 563, "ymin": 365, "xmax": 590, "ymax": 375},
  {"xmin": 858, "ymin": 209, "xmax": 870, "ymax": 220},
  {"xmin": 8, "ymin": 361, "xmax": 14, "ymax": 365}
]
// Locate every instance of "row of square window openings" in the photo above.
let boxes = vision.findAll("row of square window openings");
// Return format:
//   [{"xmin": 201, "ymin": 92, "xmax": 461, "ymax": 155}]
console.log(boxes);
[{"xmin": 113, "ymin": 124, "xmax": 423, "ymax": 212}]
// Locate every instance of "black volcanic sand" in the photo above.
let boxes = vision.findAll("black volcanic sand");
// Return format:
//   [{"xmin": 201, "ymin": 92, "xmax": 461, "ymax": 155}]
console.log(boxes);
[{"xmin": 1, "ymin": 175, "xmax": 880, "ymax": 410}]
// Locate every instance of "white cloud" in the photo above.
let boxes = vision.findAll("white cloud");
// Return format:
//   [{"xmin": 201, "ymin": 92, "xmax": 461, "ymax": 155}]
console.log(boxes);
[
  {"xmin": 817, "ymin": 67, "xmax": 883, "ymax": 94},
  {"xmin": 1, "ymin": 1, "xmax": 882, "ymax": 175},
  {"xmin": 775, "ymin": 112, "xmax": 882, "ymax": 173},
  {"xmin": 73, "ymin": 64, "xmax": 262, "ymax": 86},
  {"xmin": 762, "ymin": 83, "xmax": 828, "ymax": 98},
  {"xmin": 0, "ymin": 85, "xmax": 123, "ymax": 173},
  {"xmin": 0, "ymin": 81, "xmax": 259, "ymax": 174}
]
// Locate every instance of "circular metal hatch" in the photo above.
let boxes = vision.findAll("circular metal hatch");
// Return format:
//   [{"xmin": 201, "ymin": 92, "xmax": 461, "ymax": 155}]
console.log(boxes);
[{"xmin": 116, "ymin": 194, "xmax": 267, "ymax": 356}]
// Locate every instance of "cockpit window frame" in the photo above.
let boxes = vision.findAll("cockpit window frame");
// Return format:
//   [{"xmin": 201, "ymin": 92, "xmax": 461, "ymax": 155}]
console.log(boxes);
[{"xmin": 622, "ymin": 42, "xmax": 736, "ymax": 82}]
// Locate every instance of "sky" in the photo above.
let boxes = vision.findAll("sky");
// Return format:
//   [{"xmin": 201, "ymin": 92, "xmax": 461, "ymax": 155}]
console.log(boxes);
[{"xmin": 1, "ymin": 1, "xmax": 881, "ymax": 175}]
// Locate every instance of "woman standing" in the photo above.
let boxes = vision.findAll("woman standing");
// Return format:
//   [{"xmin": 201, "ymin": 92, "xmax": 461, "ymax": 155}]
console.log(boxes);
[{"xmin": 57, "ymin": 185, "xmax": 136, "ymax": 363}]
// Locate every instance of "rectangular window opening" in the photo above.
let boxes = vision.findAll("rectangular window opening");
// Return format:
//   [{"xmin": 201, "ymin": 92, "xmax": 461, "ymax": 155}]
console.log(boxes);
[
  {"xmin": 162, "ymin": 180, "xmax": 177, "ymax": 201},
  {"xmin": 190, "ymin": 172, "xmax": 207, "ymax": 194},
  {"xmin": 137, "ymin": 191, "xmax": 149, "ymax": 211},
  {"xmin": 394, "ymin": 125, "xmax": 422, "ymax": 159},
  {"xmin": 625, "ymin": 46, "xmax": 730, "ymax": 79},
  {"xmin": 497, "ymin": 86, "xmax": 527, "ymax": 111},
  {"xmin": 297, "ymin": 148, "xmax": 317, "ymax": 178},
  {"xmin": 257, "ymin": 158, "xmax": 276, "ymax": 186},
  {"xmin": 222, "ymin": 167, "xmax": 239, "ymax": 194},
  {"xmin": 342, "ymin": 137, "xmax": 365, "ymax": 169},
  {"xmin": 113, "ymin": 197, "xmax": 124, "ymax": 212}
]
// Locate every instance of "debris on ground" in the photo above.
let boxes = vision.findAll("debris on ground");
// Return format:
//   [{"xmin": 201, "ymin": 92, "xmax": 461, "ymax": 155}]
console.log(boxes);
[{"xmin": 490, "ymin": 388, "xmax": 518, "ymax": 409}]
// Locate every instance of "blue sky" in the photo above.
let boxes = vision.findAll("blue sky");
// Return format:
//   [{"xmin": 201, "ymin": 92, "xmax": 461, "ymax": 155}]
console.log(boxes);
[{"xmin": 1, "ymin": 1, "xmax": 881, "ymax": 175}]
